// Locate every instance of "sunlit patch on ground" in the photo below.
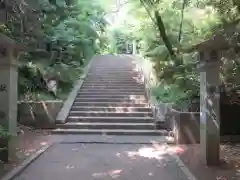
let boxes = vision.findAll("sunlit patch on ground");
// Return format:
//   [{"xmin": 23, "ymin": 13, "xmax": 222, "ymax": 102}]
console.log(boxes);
[
  {"xmin": 40, "ymin": 141, "xmax": 48, "ymax": 146},
  {"xmin": 127, "ymin": 147, "xmax": 165, "ymax": 160},
  {"xmin": 113, "ymin": 142, "xmax": 186, "ymax": 162},
  {"xmin": 92, "ymin": 169, "xmax": 122, "ymax": 178},
  {"xmin": 125, "ymin": 145, "xmax": 185, "ymax": 160},
  {"xmin": 66, "ymin": 164, "xmax": 75, "ymax": 169}
]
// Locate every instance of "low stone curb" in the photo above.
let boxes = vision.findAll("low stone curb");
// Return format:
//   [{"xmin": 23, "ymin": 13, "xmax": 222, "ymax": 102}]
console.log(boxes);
[
  {"xmin": 56, "ymin": 57, "xmax": 94, "ymax": 124},
  {"xmin": 0, "ymin": 144, "xmax": 52, "ymax": 180}
]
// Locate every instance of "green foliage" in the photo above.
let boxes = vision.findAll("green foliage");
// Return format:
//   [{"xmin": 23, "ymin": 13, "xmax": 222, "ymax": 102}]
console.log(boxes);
[
  {"xmin": 107, "ymin": 0, "xmax": 240, "ymax": 109},
  {"xmin": 151, "ymin": 84, "xmax": 188, "ymax": 106},
  {"xmin": 0, "ymin": 125, "xmax": 9, "ymax": 139},
  {"xmin": 108, "ymin": 29, "xmax": 130, "ymax": 53},
  {"xmin": 1, "ymin": 0, "xmax": 107, "ymax": 100}
]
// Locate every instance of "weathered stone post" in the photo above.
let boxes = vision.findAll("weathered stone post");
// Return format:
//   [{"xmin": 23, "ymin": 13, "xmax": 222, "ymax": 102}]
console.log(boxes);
[
  {"xmin": 0, "ymin": 35, "xmax": 22, "ymax": 135},
  {"xmin": 132, "ymin": 40, "xmax": 137, "ymax": 55},
  {"xmin": 199, "ymin": 50, "xmax": 221, "ymax": 165}
]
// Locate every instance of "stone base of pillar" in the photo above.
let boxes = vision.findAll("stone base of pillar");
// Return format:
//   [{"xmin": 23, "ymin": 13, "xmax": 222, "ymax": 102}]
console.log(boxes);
[{"xmin": 0, "ymin": 138, "xmax": 8, "ymax": 162}]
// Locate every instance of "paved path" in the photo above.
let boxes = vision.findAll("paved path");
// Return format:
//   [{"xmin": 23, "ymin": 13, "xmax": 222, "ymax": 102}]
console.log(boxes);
[{"xmin": 13, "ymin": 143, "xmax": 190, "ymax": 180}]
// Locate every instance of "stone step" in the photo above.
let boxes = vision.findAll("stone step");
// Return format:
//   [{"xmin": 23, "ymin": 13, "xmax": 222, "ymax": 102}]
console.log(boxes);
[
  {"xmin": 86, "ymin": 76, "xmax": 141, "ymax": 79},
  {"xmin": 86, "ymin": 71, "xmax": 139, "ymax": 74},
  {"xmin": 56, "ymin": 55, "xmax": 167, "ymax": 136},
  {"xmin": 85, "ymin": 74, "xmax": 141, "ymax": 77},
  {"xmin": 84, "ymin": 77, "xmax": 142, "ymax": 80},
  {"xmin": 87, "ymin": 68, "xmax": 139, "ymax": 70},
  {"xmin": 69, "ymin": 111, "xmax": 153, "ymax": 117},
  {"xmin": 72, "ymin": 102, "xmax": 149, "ymax": 107},
  {"xmin": 83, "ymin": 80, "xmax": 143, "ymax": 83},
  {"xmin": 82, "ymin": 82, "xmax": 144, "ymax": 86},
  {"xmin": 52, "ymin": 129, "xmax": 168, "ymax": 136},
  {"xmin": 89, "ymin": 66, "xmax": 138, "ymax": 72},
  {"xmin": 87, "ymin": 72, "xmax": 139, "ymax": 75},
  {"xmin": 84, "ymin": 79, "xmax": 142, "ymax": 82},
  {"xmin": 85, "ymin": 75, "xmax": 141, "ymax": 78},
  {"xmin": 86, "ymin": 75, "xmax": 141, "ymax": 78},
  {"xmin": 78, "ymin": 89, "xmax": 145, "ymax": 93},
  {"xmin": 70, "ymin": 106, "xmax": 152, "ymax": 112},
  {"xmin": 81, "ymin": 86, "xmax": 145, "ymax": 90},
  {"xmin": 57, "ymin": 122, "xmax": 155, "ymax": 130},
  {"xmin": 74, "ymin": 98, "xmax": 147, "ymax": 103},
  {"xmin": 89, "ymin": 66, "xmax": 136, "ymax": 68},
  {"xmin": 88, "ymin": 68, "xmax": 137, "ymax": 69},
  {"xmin": 87, "ymin": 70, "xmax": 139, "ymax": 72},
  {"xmin": 80, "ymin": 88, "xmax": 146, "ymax": 91},
  {"xmin": 67, "ymin": 116, "xmax": 154, "ymax": 123},
  {"xmin": 81, "ymin": 83, "xmax": 145, "ymax": 87},
  {"xmin": 83, "ymin": 80, "xmax": 142, "ymax": 83},
  {"xmin": 77, "ymin": 91, "xmax": 145, "ymax": 95},
  {"xmin": 76, "ymin": 95, "xmax": 146, "ymax": 99},
  {"xmin": 89, "ymin": 68, "xmax": 137, "ymax": 69},
  {"xmin": 89, "ymin": 68, "xmax": 136, "ymax": 70}
]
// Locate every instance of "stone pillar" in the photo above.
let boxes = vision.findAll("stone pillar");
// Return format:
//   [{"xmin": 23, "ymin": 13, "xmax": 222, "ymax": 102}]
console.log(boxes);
[
  {"xmin": 126, "ymin": 42, "xmax": 129, "ymax": 53},
  {"xmin": 132, "ymin": 40, "xmax": 137, "ymax": 55},
  {"xmin": 0, "ymin": 35, "xmax": 20, "ymax": 137},
  {"xmin": 199, "ymin": 50, "xmax": 220, "ymax": 165}
]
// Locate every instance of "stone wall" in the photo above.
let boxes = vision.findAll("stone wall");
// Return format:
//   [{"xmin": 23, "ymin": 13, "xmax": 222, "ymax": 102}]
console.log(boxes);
[
  {"xmin": 170, "ymin": 110, "xmax": 200, "ymax": 144},
  {"xmin": 152, "ymin": 102, "xmax": 174, "ymax": 129},
  {"xmin": 153, "ymin": 102, "xmax": 201, "ymax": 144},
  {"xmin": 166, "ymin": 108, "xmax": 240, "ymax": 144},
  {"xmin": 18, "ymin": 101, "xmax": 63, "ymax": 128}
]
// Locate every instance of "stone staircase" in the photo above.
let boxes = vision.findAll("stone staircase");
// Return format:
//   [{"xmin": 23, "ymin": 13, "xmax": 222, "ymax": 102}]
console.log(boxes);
[{"xmin": 53, "ymin": 55, "xmax": 168, "ymax": 135}]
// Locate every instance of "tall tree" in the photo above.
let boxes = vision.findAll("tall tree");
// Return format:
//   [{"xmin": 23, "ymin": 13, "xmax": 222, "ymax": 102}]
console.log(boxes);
[{"xmin": 1, "ymin": 0, "xmax": 108, "ymax": 100}]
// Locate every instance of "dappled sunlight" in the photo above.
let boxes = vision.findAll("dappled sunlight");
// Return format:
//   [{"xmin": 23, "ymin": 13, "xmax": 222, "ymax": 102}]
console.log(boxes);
[
  {"xmin": 114, "ymin": 107, "xmax": 141, "ymax": 113},
  {"xmin": 116, "ymin": 142, "xmax": 185, "ymax": 161},
  {"xmin": 66, "ymin": 164, "xmax": 75, "ymax": 170},
  {"xmin": 127, "ymin": 147, "xmax": 165, "ymax": 160},
  {"xmin": 92, "ymin": 169, "xmax": 123, "ymax": 178},
  {"xmin": 40, "ymin": 141, "xmax": 48, "ymax": 146},
  {"xmin": 150, "ymin": 141, "xmax": 185, "ymax": 154},
  {"xmin": 83, "ymin": 110, "xmax": 149, "ymax": 115}
]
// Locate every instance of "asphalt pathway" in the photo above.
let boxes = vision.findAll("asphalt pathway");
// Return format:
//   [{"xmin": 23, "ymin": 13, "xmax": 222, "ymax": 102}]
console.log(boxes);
[{"xmin": 13, "ymin": 143, "xmax": 190, "ymax": 180}]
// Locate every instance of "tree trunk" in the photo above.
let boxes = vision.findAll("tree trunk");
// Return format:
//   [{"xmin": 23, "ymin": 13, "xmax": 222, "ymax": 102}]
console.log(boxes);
[{"xmin": 154, "ymin": 11, "xmax": 176, "ymax": 59}]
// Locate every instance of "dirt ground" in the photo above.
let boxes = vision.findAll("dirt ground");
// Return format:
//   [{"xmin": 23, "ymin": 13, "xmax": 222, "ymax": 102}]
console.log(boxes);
[
  {"xmin": 0, "ymin": 126, "xmax": 53, "ymax": 177},
  {"xmin": 179, "ymin": 144, "xmax": 240, "ymax": 180}
]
